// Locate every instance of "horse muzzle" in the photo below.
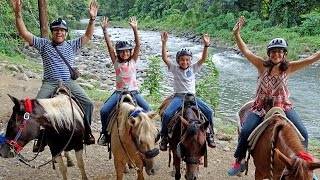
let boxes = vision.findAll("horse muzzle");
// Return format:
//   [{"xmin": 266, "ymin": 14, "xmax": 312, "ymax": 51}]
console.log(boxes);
[
  {"xmin": 0, "ymin": 144, "xmax": 15, "ymax": 158},
  {"xmin": 144, "ymin": 148, "xmax": 159, "ymax": 159}
]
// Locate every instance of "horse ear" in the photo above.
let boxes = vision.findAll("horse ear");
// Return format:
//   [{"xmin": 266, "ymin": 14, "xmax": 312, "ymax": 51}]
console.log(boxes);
[
  {"xmin": 275, "ymin": 148, "xmax": 293, "ymax": 168},
  {"xmin": 128, "ymin": 118, "xmax": 138, "ymax": 127},
  {"xmin": 8, "ymin": 94, "xmax": 20, "ymax": 107},
  {"xmin": 308, "ymin": 162, "xmax": 320, "ymax": 171},
  {"xmin": 180, "ymin": 116, "xmax": 189, "ymax": 128},
  {"xmin": 200, "ymin": 121, "xmax": 210, "ymax": 131},
  {"xmin": 147, "ymin": 111, "xmax": 159, "ymax": 120}
]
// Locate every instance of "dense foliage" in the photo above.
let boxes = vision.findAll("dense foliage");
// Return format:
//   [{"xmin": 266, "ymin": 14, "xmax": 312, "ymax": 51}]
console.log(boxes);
[{"xmin": 2, "ymin": 0, "xmax": 320, "ymax": 57}]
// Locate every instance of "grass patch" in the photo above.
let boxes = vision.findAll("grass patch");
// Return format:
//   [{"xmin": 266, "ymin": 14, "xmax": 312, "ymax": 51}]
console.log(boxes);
[
  {"xmin": 84, "ymin": 89, "xmax": 111, "ymax": 102},
  {"xmin": 0, "ymin": 53, "xmax": 42, "ymax": 73},
  {"xmin": 308, "ymin": 139, "xmax": 320, "ymax": 159}
]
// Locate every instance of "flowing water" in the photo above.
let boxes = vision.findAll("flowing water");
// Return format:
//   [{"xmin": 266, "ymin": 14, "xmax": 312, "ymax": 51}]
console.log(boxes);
[{"xmin": 74, "ymin": 21, "xmax": 320, "ymax": 140}]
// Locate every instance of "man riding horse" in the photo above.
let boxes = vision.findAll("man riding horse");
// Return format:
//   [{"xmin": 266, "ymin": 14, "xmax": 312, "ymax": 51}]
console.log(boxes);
[{"xmin": 11, "ymin": 0, "xmax": 97, "ymax": 151}]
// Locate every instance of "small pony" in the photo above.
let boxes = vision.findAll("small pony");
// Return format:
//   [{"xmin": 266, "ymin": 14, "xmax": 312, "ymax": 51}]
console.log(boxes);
[
  {"xmin": 0, "ymin": 94, "xmax": 88, "ymax": 180},
  {"xmin": 159, "ymin": 94, "xmax": 209, "ymax": 180},
  {"xmin": 111, "ymin": 94, "xmax": 160, "ymax": 180},
  {"xmin": 237, "ymin": 104, "xmax": 320, "ymax": 179}
]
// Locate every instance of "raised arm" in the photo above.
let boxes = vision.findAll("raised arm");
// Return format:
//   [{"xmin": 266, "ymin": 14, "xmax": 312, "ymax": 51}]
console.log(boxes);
[
  {"xmin": 101, "ymin": 16, "xmax": 116, "ymax": 63},
  {"xmin": 197, "ymin": 34, "xmax": 210, "ymax": 66},
  {"xmin": 129, "ymin": 17, "xmax": 140, "ymax": 61},
  {"xmin": 11, "ymin": 0, "xmax": 33, "ymax": 45},
  {"xmin": 287, "ymin": 51, "xmax": 320, "ymax": 74},
  {"xmin": 161, "ymin": 32, "xmax": 171, "ymax": 68},
  {"xmin": 233, "ymin": 16, "xmax": 265, "ymax": 73},
  {"xmin": 81, "ymin": 0, "xmax": 97, "ymax": 46}
]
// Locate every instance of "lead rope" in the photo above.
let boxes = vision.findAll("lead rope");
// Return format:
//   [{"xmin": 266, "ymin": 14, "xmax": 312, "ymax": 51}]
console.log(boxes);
[{"xmin": 116, "ymin": 115, "xmax": 141, "ymax": 172}]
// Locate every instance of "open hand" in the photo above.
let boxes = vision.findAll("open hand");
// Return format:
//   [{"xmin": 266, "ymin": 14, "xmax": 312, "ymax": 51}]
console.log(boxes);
[
  {"xmin": 129, "ymin": 17, "xmax": 138, "ymax": 29},
  {"xmin": 101, "ymin": 16, "xmax": 109, "ymax": 30},
  {"xmin": 161, "ymin": 32, "xmax": 168, "ymax": 44},
  {"xmin": 88, "ymin": 0, "xmax": 98, "ymax": 19},
  {"xmin": 233, "ymin": 16, "xmax": 245, "ymax": 35},
  {"xmin": 11, "ymin": 0, "xmax": 22, "ymax": 15},
  {"xmin": 203, "ymin": 34, "xmax": 210, "ymax": 46}
]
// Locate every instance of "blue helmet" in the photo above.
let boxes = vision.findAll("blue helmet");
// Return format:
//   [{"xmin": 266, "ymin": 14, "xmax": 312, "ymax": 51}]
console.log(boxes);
[{"xmin": 50, "ymin": 18, "xmax": 68, "ymax": 32}]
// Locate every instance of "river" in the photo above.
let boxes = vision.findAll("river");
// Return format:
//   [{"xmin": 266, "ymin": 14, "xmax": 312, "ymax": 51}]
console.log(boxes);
[{"xmin": 74, "ymin": 21, "xmax": 320, "ymax": 140}]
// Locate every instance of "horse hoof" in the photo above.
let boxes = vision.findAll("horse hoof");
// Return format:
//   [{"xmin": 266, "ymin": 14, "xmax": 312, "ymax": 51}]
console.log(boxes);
[{"xmin": 67, "ymin": 161, "xmax": 75, "ymax": 167}]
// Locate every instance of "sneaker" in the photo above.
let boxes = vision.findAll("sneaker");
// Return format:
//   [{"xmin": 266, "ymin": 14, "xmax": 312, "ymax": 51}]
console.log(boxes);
[
  {"xmin": 159, "ymin": 136, "xmax": 168, "ymax": 151},
  {"xmin": 97, "ymin": 133, "xmax": 107, "ymax": 146},
  {"xmin": 228, "ymin": 160, "xmax": 242, "ymax": 176},
  {"xmin": 206, "ymin": 134, "xmax": 216, "ymax": 148},
  {"xmin": 84, "ymin": 134, "xmax": 95, "ymax": 145}
]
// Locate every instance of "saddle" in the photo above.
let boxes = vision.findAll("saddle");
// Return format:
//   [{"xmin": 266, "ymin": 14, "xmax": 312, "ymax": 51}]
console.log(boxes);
[
  {"xmin": 248, "ymin": 107, "xmax": 305, "ymax": 150},
  {"xmin": 106, "ymin": 92, "xmax": 137, "ymax": 135},
  {"xmin": 167, "ymin": 94, "xmax": 206, "ymax": 138}
]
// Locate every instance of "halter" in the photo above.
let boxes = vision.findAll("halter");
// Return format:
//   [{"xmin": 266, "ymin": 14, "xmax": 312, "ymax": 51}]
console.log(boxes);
[
  {"xmin": 117, "ymin": 108, "xmax": 159, "ymax": 172},
  {"xmin": 4, "ymin": 99, "xmax": 32, "ymax": 152},
  {"xmin": 177, "ymin": 121, "xmax": 206, "ymax": 165},
  {"xmin": 129, "ymin": 110, "xmax": 159, "ymax": 159}
]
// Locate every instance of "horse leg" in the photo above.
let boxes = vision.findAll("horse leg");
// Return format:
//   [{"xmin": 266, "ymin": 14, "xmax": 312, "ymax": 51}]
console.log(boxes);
[
  {"xmin": 174, "ymin": 158, "xmax": 181, "ymax": 180},
  {"xmin": 136, "ymin": 161, "xmax": 144, "ymax": 180},
  {"xmin": 64, "ymin": 151, "xmax": 75, "ymax": 167},
  {"xmin": 55, "ymin": 155, "xmax": 68, "ymax": 180},
  {"xmin": 114, "ymin": 159, "xmax": 125, "ymax": 180},
  {"xmin": 75, "ymin": 149, "xmax": 88, "ymax": 180}
]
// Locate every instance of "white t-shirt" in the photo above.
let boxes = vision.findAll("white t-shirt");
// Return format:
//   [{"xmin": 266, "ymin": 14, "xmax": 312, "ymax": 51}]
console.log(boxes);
[{"xmin": 168, "ymin": 62, "xmax": 201, "ymax": 94}]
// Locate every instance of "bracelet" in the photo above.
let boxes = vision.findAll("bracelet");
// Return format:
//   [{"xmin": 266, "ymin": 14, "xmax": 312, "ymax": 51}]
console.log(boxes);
[
  {"xmin": 90, "ymin": 18, "xmax": 96, "ymax": 21},
  {"xmin": 204, "ymin": 44, "xmax": 210, "ymax": 47},
  {"xmin": 103, "ymin": 29, "xmax": 107, "ymax": 34}
]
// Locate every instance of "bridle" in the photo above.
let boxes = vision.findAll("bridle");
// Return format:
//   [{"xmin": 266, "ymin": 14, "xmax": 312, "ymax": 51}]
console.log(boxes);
[
  {"xmin": 177, "ymin": 121, "xmax": 206, "ymax": 165},
  {"xmin": 117, "ymin": 109, "xmax": 159, "ymax": 171},
  {"xmin": 2, "ymin": 98, "xmax": 33, "ymax": 152}
]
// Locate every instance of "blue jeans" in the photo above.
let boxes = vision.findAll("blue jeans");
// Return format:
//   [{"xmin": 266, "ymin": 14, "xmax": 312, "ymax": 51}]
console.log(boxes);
[
  {"xmin": 234, "ymin": 109, "xmax": 308, "ymax": 160},
  {"xmin": 100, "ymin": 91, "xmax": 151, "ymax": 132},
  {"xmin": 160, "ymin": 95, "xmax": 214, "ymax": 136}
]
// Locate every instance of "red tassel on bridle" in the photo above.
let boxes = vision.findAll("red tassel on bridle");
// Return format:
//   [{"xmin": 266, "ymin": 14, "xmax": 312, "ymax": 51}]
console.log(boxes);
[
  {"xmin": 24, "ymin": 98, "xmax": 32, "ymax": 113},
  {"xmin": 296, "ymin": 152, "xmax": 314, "ymax": 162}
]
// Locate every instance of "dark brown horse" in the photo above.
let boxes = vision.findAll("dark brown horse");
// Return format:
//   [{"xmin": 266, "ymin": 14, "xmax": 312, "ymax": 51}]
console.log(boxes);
[
  {"xmin": 0, "ymin": 94, "xmax": 88, "ymax": 180},
  {"xmin": 241, "ymin": 107, "xmax": 320, "ymax": 179},
  {"xmin": 159, "ymin": 95, "xmax": 209, "ymax": 180}
]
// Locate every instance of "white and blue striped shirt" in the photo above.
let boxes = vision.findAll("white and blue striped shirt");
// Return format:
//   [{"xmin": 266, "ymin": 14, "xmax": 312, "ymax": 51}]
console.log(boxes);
[{"xmin": 32, "ymin": 36, "xmax": 82, "ymax": 80}]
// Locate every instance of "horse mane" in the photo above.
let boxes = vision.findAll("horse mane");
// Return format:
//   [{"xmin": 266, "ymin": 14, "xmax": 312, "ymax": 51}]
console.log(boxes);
[
  {"xmin": 276, "ymin": 118, "xmax": 305, "ymax": 154},
  {"xmin": 118, "ymin": 102, "xmax": 158, "ymax": 142},
  {"xmin": 37, "ymin": 94, "xmax": 84, "ymax": 132}
]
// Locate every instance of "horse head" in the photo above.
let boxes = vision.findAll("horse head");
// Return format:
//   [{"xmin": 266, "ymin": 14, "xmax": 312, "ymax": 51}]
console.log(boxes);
[
  {"xmin": 177, "ymin": 115, "xmax": 209, "ymax": 180},
  {"xmin": 0, "ymin": 95, "xmax": 44, "ymax": 158},
  {"xmin": 118, "ymin": 102, "xmax": 160, "ymax": 175},
  {"xmin": 275, "ymin": 148, "xmax": 320, "ymax": 180}
]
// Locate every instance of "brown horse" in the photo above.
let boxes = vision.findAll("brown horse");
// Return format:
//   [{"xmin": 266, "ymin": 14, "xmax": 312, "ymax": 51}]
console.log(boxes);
[
  {"xmin": 111, "ymin": 94, "xmax": 160, "ymax": 180},
  {"xmin": 159, "ymin": 95, "xmax": 209, "ymax": 180},
  {"xmin": 0, "ymin": 94, "xmax": 88, "ymax": 180},
  {"xmin": 241, "ymin": 107, "xmax": 320, "ymax": 179}
]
